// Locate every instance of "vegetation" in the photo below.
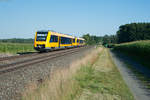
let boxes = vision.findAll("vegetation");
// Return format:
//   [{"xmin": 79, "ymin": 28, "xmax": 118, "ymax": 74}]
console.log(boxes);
[
  {"xmin": 75, "ymin": 48, "xmax": 134, "ymax": 100},
  {"xmin": 0, "ymin": 43, "xmax": 35, "ymax": 54},
  {"xmin": 113, "ymin": 40, "xmax": 150, "ymax": 68},
  {"xmin": 0, "ymin": 38, "xmax": 34, "ymax": 54},
  {"xmin": 84, "ymin": 22, "xmax": 150, "ymax": 46},
  {"xmin": 0, "ymin": 38, "xmax": 34, "ymax": 43},
  {"xmin": 117, "ymin": 23, "xmax": 150, "ymax": 43},
  {"xmin": 22, "ymin": 48, "xmax": 134, "ymax": 100},
  {"xmin": 96, "ymin": 23, "xmax": 150, "ymax": 68},
  {"xmin": 82, "ymin": 34, "xmax": 103, "ymax": 45}
]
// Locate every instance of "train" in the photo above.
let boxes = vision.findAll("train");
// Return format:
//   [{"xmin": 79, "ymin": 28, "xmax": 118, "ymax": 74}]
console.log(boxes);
[{"xmin": 34, "ymin": 30, "xmax": 85, "ymax": 52}]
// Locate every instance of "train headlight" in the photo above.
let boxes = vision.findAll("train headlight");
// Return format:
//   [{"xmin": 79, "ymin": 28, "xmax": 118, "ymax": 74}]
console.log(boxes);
[{"xmin": 37, "ymin": 44, "xmax": 45, "ymax": 48}]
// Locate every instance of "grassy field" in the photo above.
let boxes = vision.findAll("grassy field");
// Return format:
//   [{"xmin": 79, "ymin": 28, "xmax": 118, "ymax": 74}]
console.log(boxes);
[
  {"xmin": 22, "ymin": 47, "xmax": 134, "ymax": 100},
  {"xmin": 113, "ymin": 40, "xmax": 150, "ymax": 68},
  {"xmin": 0, "ymin": 42, "xmax": 35, "ymax": 54}
]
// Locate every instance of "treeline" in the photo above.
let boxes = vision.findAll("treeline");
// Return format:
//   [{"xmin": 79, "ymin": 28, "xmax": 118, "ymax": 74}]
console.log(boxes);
[
  {"xmin": 83, "ymin": 23, "xmax": 150, "ymax": 45},
  {"xmin": 117, "ymin": 23, "xmax": 150, "ymax": 43},
  {"xmin": 0, "ymin": 38, "xmax": 34, "ymax": 43},
  {"xmin": 99, "ymin": 23, "xmax": 150, "ymax": 45},
  {"xmin": 82, "ymin": 34, "xmax": 103, "ymax": 45},
  {"xmin": 82, "ymin": 34, "xmax": 117, "ymax": 45},
  {"xmin": 2, "ymin": 23, "xmax": 150, "ymax": 45}
]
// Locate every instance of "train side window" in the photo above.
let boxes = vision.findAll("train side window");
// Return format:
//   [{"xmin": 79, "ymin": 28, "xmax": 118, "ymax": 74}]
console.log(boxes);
[
  {"xmin": 80, "ymin": 40, "xmax": 83, "ymax": 43},
  {"xmin": 55, "ymin": 36, "xmax": 58, "ymax": 42},
  {"xmin": 50, "ymin": 35, "xmax": 58, "ymax": 42},
  {"xmin": 60, "ymin": 37, "xmax": 65, "ymax": 44},
  {"xmin": 77, "ymin": 39, "xmax": 79, "ymax": 43},
  {"xmin": 61, "ymin": 37, "xmax": 72, "ymax": 44}
]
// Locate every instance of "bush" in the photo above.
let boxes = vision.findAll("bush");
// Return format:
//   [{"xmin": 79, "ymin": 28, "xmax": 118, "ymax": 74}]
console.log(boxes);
[{"xmin": 113, "ymin": 40, "xmax": 150, "ymax": 68}]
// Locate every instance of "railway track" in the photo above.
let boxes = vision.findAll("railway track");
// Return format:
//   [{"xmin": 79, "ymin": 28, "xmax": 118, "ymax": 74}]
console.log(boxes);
[
  {"xmin": 0, "ymin": 48, "xmax": 67, "ymax": 62},
  {"xmin": 0, "ymin": 52, "xmax": 38, "ymax": 62},
  {"xmin": 0, "ymin": 47, "xmax": 85, "ymax": 75}
]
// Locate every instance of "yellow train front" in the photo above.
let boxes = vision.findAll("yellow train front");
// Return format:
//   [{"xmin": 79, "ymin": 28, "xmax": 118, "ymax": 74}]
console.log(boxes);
[{"xmin": 34, "ymin": 30, "xmax": 85, "ymax": 52}]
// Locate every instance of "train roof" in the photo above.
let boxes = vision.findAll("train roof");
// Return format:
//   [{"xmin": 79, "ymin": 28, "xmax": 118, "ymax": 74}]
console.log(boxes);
[
  {"xmin": 50, "ymin": 31, "xmax": 74, "ymax": 38},
  {"xmin": 37, "ymin": 30, "xmax": 84, "ymax": 39}
]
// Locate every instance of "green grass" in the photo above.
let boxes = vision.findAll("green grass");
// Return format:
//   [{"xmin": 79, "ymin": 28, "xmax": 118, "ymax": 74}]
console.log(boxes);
[
  {"xmin": 0, "ymin": 42, "xmax": 35, "ymax": 54},
  {"xmin": 74, "ymin": 48, "xmax": 134, "ymax": 100},
  {"xmin": 113, "ymin": 40, "xmax": 150, "ymax": 68}
]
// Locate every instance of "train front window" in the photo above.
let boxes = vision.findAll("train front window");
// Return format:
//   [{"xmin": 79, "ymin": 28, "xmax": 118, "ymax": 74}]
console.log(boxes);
[{"xmin": 36, "ymin": 32, "xmax": 48, "ymax": 41}]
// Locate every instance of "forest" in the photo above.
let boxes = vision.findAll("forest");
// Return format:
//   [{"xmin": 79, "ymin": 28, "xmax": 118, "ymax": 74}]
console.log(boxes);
[
  {"xmin": 83, "ymin": 23, "xmax": 150, "ymax": 45},
  {"xmin": 117, "ymin": 23, "xmax": 150, "ymax": 43}
]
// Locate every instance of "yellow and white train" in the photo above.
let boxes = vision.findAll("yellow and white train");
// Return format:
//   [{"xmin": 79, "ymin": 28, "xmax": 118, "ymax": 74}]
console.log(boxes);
[{"xmin": 34, "ymin": 30, "xmax": 85, "ymax": 52}]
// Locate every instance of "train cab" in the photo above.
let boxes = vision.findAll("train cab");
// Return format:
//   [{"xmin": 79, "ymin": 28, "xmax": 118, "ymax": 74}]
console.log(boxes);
[{"xmin": 34, "ymin": 30, "xmax": 76, "ymax": 52}]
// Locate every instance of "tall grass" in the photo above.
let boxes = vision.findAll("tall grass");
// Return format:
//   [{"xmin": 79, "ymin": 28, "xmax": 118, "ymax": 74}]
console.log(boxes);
[
  {"xmin": 22, "ymin": 47, "xmax": 134, "ymax": 100},
  {"xmin": 22, "ymin": 48, "xmax": 102, "ymax": 100},
  {"xmin": 114, "ymin": 40, "xmax": 150, "ymax": 68},
  {"xmin": 0, "ymin": 42, "xmax": 35, "ymax": 54}
]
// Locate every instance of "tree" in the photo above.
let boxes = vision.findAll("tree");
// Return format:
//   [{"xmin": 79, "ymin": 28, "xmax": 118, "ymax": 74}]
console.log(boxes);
[
  {"xmin": 82, "ymin": 34, "xmax": 102, "ymax": 45},
  {"xmin": 117, "ymin": 23, "xmax": 150, "ymax": 43}
]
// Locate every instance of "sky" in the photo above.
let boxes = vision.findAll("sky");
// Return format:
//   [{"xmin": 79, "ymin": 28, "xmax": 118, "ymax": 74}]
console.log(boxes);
[{"xmin": 0, "ymin": 0, "xmax": 150, "ymax": 39}]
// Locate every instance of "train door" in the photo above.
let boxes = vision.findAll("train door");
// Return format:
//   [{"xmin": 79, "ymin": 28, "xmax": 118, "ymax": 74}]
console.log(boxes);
[{"xmin": 59, "ymin": 36, "xmax": 61, "ymax": 48}]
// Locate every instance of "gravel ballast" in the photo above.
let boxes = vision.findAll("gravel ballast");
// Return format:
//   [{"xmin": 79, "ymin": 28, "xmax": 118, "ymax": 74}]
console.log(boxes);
[{"xmin": 0, "ymin": 46, "xmax": 94, "ymax": 100}]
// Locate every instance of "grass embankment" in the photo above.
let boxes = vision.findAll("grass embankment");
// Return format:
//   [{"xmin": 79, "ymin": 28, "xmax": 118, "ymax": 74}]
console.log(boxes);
[
  {"xmin": 0, "ymin": 42, "xmax": 35, "ymax": 54},
  {"xmin": 113, "ymin": 40, "xmax": 150, "ymax": 68},
  {"xmin": 22, "ymin": 47, "xmax": 134, "ymax": 100}
]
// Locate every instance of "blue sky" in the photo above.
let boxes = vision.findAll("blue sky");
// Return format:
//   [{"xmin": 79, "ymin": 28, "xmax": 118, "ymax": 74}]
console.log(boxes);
[{"xmin": 0, "ymin": 0, "xmax": 150, "ymax": 39}]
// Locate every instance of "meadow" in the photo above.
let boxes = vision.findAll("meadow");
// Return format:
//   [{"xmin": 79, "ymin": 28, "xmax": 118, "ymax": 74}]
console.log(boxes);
[
  {"xmin": 0, "ymin": 42, "xmax": 35, "ymax": 54},
  {"xmin": 113, "ymin": 40, "xmax": 150, "ymax": 68}
]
